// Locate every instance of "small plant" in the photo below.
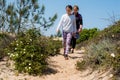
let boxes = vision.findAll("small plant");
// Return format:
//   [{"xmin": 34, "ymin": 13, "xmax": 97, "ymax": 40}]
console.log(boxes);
[
  {"xmin": 112, "ymin": 52, "xmax": 120, "ymax": 76},
  {"xmin": 76, "ymin": 60, "xmax": 86, "ymax": 71}
]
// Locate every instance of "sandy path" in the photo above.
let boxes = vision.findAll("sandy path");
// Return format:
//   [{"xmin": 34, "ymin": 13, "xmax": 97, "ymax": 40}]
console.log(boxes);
[
  {"xmin": 38, "ymin": 49, "xmax": 84, "ymax": 80},
  {"xmin": 0, "ymin": 49, "xmax": 112, "ymax": 80}
]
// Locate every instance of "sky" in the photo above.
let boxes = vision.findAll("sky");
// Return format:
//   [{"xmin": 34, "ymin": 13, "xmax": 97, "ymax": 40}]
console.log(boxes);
[{"xmin": 7, "ymin": 0, "xmax": 120, "ymax": 36}]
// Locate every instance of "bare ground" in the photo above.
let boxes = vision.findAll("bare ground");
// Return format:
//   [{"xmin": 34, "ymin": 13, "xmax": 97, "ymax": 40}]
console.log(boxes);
[{"xmin": 0, "ymin": 49, "xmax": 112, "ymax": 80}]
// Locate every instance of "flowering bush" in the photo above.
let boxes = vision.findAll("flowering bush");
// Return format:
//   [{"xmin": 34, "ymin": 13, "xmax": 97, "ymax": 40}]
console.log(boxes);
[
  {"xmin": 76, "ymin": 20, "xmax": 120, "ymax": 78},
  {"xmin": 5, "ymin": 29, "xmax": 61, "ymax": 75},
  {"xmin": 76, "ymin": 38, "xmax": 120, "ymax": 77}
]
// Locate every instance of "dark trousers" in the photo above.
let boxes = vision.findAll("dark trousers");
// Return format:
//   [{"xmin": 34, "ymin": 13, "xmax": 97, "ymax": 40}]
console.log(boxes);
[{"xmin": 70, "ymin": 36, "xmax": 76, "ymax": 49}]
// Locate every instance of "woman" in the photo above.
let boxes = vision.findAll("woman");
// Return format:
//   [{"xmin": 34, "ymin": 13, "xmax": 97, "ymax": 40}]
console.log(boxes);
[
  {"xmin": 70, "ymin": 5, "xmax": 83, "ymax": 53},
  {"xmin": 56, "ymin": 5, "xmax": 77, "ymax": 60}
]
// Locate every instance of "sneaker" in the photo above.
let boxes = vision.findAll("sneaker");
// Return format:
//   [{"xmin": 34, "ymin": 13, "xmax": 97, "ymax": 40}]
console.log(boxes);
[
  {"xmin": 63, "ymin": 53, "xmax": 65, "ymax": 56},
  {"xmin": 69, "ymin": 48, "xmax": 71, "ymax": 52},
  {"xmin": 64, "ymin": 54, "xmax": 68, "ymax": 60},
  {"xmin": 71, "ymin": 49, "xmax": 74, "ymax": 53}
]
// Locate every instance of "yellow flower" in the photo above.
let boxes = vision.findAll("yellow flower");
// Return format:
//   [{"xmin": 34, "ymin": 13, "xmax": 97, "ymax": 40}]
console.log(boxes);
[
  {"xmin": 29, "ymin": 67, "xmax": 31, "ymax": 70},
  {"xmin": 31, "ymin": 55, "xmax": 33, "ymax": 57},
  {"xmin": 8, "ymin": 53, "xmax": 10, "ymax": 55},
  {"xmin": 16, "ymin": 44, "xmax": 19, "ymax": 46},
  {"xmin": 112, "ymin": 34, "xmax": 115, "ymax": 38},
  {"xmin": 15, "ymin": 48, "xmax": 17, "ymax": 50},
  {"xmin": 111, "ymin": 53, "xmax": 115, "ymax": 57},
  {"xmin": 20, "ymin": 41, "xmax": 23, "ymax": 44},
  {"xmin": 41, "ymin": 54, "xmax": 43, "ymax": 56},
  {"xmin": 29, "ymin": 63, "xmax": 31, "ymax": 66},
  {"xmin": 54, "ymin": 49, "xmax": 56, "ymax": 52},
  {"xmin": 30, "ymin": 39, "xmax": 32, "ymax": 41},
  {"xmin": 16, "ymin": 54, "xmax": 18, "ymax": 57}
]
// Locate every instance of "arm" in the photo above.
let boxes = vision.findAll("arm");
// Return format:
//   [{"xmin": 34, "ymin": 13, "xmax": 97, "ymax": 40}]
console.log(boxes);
[
  {"xmin": 73, "ymin": 16, "xmax": 77, "ymax": 33},
  {"xmin": 78, "ymin": 24, "xmax": 83, "ymax": 32},
  {"xmin": 78, "ymin": 15, "xmax": 83, "ymax": 33},
  {"xmin": 56, "ymin": 16, "xmax": 63, "ymax": 33}
]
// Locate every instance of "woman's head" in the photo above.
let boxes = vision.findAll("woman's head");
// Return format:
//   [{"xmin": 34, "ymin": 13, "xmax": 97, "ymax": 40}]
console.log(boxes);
[
  {"xmin": 73, "ymin": 5, "xmax": 79, "ymax": 14},
  {"xmin": 66, "ymin": 5, "xmax": 72, "ymax": 15}
]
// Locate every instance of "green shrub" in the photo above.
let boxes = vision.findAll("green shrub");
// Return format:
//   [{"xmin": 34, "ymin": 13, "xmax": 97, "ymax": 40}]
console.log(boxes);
[
  {"xmin": 76, "ymin": 38, "xmax": 120, "ymax": 76},
  {"xmin": 47, "ymin": 39, "xmax": 62, "ymax": 56},
  {"xmin": 77, "ymin": 28, "xmax": 99, "ymax": 43},
  {"xmin": 76, "ymin": 20, "xmax": 120, "ymax": 79},
  {"xmin": 5, "ymin": 29, "xmax": 61, "ymax": 75},
  {"xmin": 112, "ymin": 53, "xmax": 120, "ymax": 76},
  {"xmin": 77, "ymin": 20, "xmax": 120, "ymax": 49},
  {"xmin": 0, "ymin": 33, "xmax": 14, "ymax": 59}
]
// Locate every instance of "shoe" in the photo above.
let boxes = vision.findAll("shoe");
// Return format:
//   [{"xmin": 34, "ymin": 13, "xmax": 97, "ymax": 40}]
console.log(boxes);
[
  {"xmin": 71, "ymin": 49, "xmax": 74, "ymax": 53},
  {"xmin": 64, "ymin": 54, "xmax": 68, "ymax": 60},
  {"xmin": 69, "ymin": 48, "xmax": 71, "ymax": 52},
  {"xmin": 63, "ymin": 53, "xmax": 65, "ymax": 56}
]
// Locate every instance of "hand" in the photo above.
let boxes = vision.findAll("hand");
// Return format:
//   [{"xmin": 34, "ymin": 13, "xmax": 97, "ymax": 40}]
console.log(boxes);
[
  {"xmin": 56, "ymin": 29, "xmax": 59, "ymax": 33},
  {"xmin": 72, "ymin": 32, "xmax": 76, "ymax": 37},
  {"xmin": 78, "ymin": 28, "xmax": 82, "ymax": 33}
]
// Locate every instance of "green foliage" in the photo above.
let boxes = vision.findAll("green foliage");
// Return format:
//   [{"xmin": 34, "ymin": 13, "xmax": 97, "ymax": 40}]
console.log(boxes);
[
  {"xmin": 47, "ymin": 39, "xmax": 62, "ymax": 56},
  {"xmin": 76, "ymin": 20, "xmax": 120, "ymax": 78},
  {"xmin": 77, "ymin": 39, "xmax": 120, "ymax": 76},
  {"xmin": 76, "ymin": 60, "xmax": 86, "ymax": 71},
  {"xmin": 0, "ymin": 0, "xmax": 6, "ymax": 30},
  {"xmin": 102, "ymin": 20, "xmax": 120, "ymax": 36},
  {"xmin": 112, "ymin": 53, "xmax": 120, "ymax": 76},
  {"xmin": 77, "ymin": 28, "xmax": 99, "ymax": 43},
  {"xmin": 1, "ymin": 0, "xmax": 58, "ymax": 75},
  {"xmin": 1, "ymin": 0, "xmax": 57, "ymax": 34},
  {"xmin": 5, "ymin": 29, "xmax": 61, "ymax": 75},
  {"xmin": 0, "ymin": 33, "xmax": 14, "ymax": 59},
  {"xmin": 88, "ymin": 39, "xmax": 116, "ymax": 68}
]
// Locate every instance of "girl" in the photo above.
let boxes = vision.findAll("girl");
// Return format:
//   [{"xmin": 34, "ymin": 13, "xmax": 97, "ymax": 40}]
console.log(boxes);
[{"xmin": 56, "ymin": 5, "xmax": 77, "ymax": 60}]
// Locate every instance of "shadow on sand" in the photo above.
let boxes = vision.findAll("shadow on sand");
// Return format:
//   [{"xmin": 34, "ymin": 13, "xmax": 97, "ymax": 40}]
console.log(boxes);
[{"xmin": 43, "ymin": 67, "xmax": 58, "ymax": 75}]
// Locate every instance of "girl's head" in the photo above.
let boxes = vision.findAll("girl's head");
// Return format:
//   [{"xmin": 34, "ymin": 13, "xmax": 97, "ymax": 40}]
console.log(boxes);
[
  {"xmin": 66, "ymin": 5, "xmax": 72, "ymax": 15},
  {"xmin": 73, "ymin": 5, "xmax": 79, "ymax": 14}
]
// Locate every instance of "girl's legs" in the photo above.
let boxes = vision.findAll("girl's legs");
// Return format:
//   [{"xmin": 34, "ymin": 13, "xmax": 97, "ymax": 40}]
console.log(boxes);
[
  {"xmin": 63, "ymin": 32, "xmax": 67, "ymax": 55},
  {"xmin": 65, "ymin": 32, "xmax": 72, "ymax": 55},
  {"xmin": 63, "ymin": 32, "xmax": 72, "ymax": 59}
]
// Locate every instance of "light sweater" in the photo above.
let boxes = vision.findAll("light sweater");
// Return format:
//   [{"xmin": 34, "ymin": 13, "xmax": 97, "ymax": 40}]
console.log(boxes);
[{"xmin": 57, "ymin": 14, "xmax": 77, "ymax": 33}]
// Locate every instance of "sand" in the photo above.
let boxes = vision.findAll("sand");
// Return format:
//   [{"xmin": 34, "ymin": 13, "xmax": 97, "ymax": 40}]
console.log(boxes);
[{"xmin": 0, "ymin": 49, "xmax": 112, "ymax": 80}]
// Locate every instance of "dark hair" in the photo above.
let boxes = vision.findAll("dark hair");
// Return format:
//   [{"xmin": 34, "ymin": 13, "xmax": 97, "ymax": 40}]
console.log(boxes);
[
  {"xmin": 74, "ymin": 5, "xmax": 79, "ymax": 10},
  {"xmin": 66, "ymin": 5, "xmax": 72, "ymax": 10}
]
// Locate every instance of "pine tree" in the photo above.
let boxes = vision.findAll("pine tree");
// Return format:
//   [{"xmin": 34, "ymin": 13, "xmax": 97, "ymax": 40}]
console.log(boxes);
[
  {"xmin": 0, "ymin": 0, "xmax": 6, "ymax": 32},
  {"xmin": 4, "ymin": 0, "xmax": 57, "ymax": 34}
]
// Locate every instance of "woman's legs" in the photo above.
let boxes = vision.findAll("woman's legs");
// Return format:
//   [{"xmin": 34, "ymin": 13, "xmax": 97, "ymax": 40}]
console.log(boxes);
[{"xmin": 71, "ymin": 36, "xmax": 76, "ymax": 53}]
